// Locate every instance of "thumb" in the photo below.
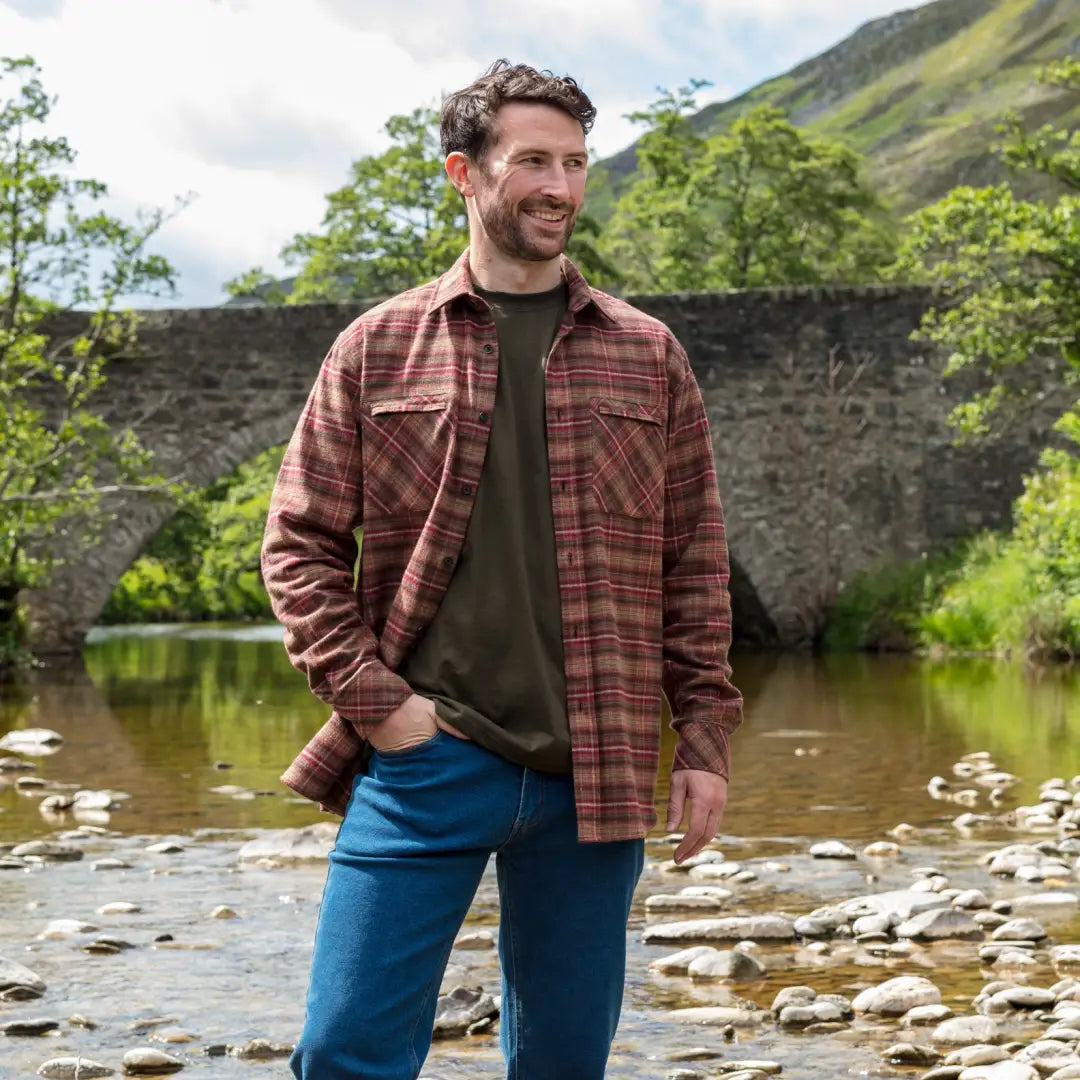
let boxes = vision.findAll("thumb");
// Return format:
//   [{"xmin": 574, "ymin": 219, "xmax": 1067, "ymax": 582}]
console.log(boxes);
[{"xmin": 666, "ymin": 772, "xmax": 687, "ymax": 832}]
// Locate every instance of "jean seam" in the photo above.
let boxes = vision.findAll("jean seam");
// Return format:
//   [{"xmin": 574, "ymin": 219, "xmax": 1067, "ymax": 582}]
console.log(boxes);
[
  {"xmin": 407, "ymin": 950, "xmax": 449, "ymax": 1079},
  {"xmin": 501, "ymin": 860, "xmax": 523, "ymax": 1080}
]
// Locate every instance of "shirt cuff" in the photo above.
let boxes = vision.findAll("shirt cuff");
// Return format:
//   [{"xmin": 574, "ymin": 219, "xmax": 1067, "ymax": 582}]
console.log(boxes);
[{"xmin": 672, "ymin": 719, "xmax": 732, "ymax": 780}]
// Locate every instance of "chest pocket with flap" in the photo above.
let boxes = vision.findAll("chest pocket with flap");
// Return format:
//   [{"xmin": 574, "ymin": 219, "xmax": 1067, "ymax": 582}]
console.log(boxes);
[{"xmin": 589, "ymin": 397, "xmax": 666, "ymax": 520}]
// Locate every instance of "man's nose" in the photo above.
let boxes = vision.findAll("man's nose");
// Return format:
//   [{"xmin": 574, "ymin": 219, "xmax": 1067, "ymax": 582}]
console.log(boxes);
[{"xmin": 539, "ymin": 164, "xmax": 571, "ymax": 202}]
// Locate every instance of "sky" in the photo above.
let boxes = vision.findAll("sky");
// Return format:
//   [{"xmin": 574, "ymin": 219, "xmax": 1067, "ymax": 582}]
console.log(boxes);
[{"xmin": 1, "ymin": 0, "xmax": 933, "ymax": 307}]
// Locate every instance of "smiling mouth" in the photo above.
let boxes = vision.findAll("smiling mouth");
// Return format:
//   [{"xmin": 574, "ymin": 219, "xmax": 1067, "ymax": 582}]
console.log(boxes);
[{"xmin": 523, "ymin": 208, "xmax": 568, "ymax": 224}]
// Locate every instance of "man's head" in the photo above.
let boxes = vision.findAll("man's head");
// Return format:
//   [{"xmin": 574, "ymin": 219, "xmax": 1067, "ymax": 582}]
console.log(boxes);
[{"xmin": 442, "ymin": 60, "xmax": 596, "ymax": 267}]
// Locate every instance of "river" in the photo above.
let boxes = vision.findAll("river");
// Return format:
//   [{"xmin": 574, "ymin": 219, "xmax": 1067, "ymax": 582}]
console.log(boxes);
[{"xmin": 2, "ymin": 626, "xmax": 1080, "ymax": 1078}]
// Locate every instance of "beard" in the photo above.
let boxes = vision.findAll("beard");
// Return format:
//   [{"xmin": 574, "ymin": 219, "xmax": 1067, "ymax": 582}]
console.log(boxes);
[{"xmin": 476, "ymin": 191, "xmax": 578, "ymax": 263}]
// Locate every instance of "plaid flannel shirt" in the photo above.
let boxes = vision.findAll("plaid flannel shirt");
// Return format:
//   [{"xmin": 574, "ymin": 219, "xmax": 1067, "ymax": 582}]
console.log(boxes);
[{"xmin": 262, "ymin": 250, "xmax": 742, "ymax": 842}]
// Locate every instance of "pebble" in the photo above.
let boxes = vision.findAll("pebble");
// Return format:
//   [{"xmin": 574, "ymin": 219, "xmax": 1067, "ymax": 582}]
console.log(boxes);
[
  {"xmin": 881, "ymin": 1043, "xmax": 941, "ymax": 1066},
  {"xmin": 956, "ymin": 1062, "xmax": 1037, "ymax": 1080},
  {"xmin": 91, "ymin": 858, "xmax": 133, "ymax": 871},
  {"xmin": 37, "ymin": 919, "xmax": 98, "ymax": 940},
  {"xmin": 932, "ymin": 1015, "xmax": 1008, "ymax": 1046},
  {"xmin": 641, "ymin": 916, "xmax": 795, "ymax": 944},
  {"xmin": 895, "ymin": 908, "xmax": 983, "ymax": 941},
  {"xmin": 2, "ymin": 1017, "xmax": 60, "ymax": 1035},
  {"xmin": 853, "ymin": 976, "xmax": 943, "ymax": 1017},
  {"xmin": 453, "ymin": 930, "xmax": 495, "ymax": 950},
  {"xmin": 646, "ymin": 893, "xmax": 730, "ymax": 912},
  {"xmin": 122, "ymin": 1047, "xmax": 185, "ymax": 1073},
  {"xmin": 36, "ymin": 1059, "xmax": 114, "ymax": 1079},
  {"xmin": 11, "ymin": 841, "xmax": 82, "ymax": 862},
  {"xmin": 229, "ymin": 1038, "xmax": 293, "ymax": 1059},
  {"xmin": 209, "ymin": 905, "xmax": 238, "ymax": 920},
  {"xmin": 0, "ymin": 728, "xmax": 63, "ymax": 750},
  {"xmin": 665, "ymin": 1047, "xmax": 720, "ymax": 1062},
  {"xmin": 953, "ymin": 890, "xmax": 992, "ymax": 910},
  {"xmin": 145, "ymin": 842, "xmax": 184, "ymax": 855},
  {"xmin": 648, "ymin": 946, "xmax": 716, "ymax": 974},
  {"xmin": 0, "ymin": 956, "xmax": 46, "ymax": 999},
  {"xmin": 688, "ymin": 949, "xmax": 766, "ymax": 982},
  {"xmin": 991, "ymin": 919, "xmax": 1047, "ymax": 942},
  {"xmin": 903, "ymin": 1004, "xmax": 955, "ymax": 1026},
  {"xmin": 98, "ymin": 902, "xmax": 141, "ymax": 915},
  {"xmin": 864, "ymin": 842, "xmax": 901, "ymax": 857},
  {"xmin": 432, "ymin": 985, "xmax": 498, "ymax": 1038},
  {"xmin": 809, "ymin": 841, "xmax": 857, "ymax": 860}
]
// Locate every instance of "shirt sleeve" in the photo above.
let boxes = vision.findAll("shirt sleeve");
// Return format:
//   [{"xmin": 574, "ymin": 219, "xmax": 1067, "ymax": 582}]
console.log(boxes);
[
  {"xmin": 661, "ymin": 337, "xmax": 744, "ymax": 779},
  {"xmin": 261, "ymin": 335, "xmax": 412, "ymax": 736}
]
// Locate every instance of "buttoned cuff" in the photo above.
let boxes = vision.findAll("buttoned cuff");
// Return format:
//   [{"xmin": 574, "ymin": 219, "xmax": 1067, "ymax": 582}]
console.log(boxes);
[{"xmin": 672, "ymin": 719, "xmax": 732, "ymax": 780}]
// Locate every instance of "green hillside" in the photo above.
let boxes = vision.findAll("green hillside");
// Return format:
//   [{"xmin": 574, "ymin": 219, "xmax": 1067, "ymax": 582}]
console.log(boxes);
[{"xmin": 591, "ymin": 0, "xmax": 1079, "ymax": 218}]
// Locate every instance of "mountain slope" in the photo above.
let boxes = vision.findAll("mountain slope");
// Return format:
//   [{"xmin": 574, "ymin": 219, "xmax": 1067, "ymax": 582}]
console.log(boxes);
[{"xmin": 591, "ymin": 0, "xmax": 1079, "ymax": 217}]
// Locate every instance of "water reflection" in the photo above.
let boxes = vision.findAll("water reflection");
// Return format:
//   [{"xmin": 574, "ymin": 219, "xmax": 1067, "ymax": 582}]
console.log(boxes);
[{"xmin": 1, "ymin": 630, "xmax": 1079, "ymax": 845}]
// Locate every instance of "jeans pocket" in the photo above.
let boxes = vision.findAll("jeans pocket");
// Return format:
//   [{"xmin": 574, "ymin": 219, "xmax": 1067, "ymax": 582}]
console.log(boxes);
[{"xmin": 371, "ymin": 729, "xmax": 444, "ymax": 759}]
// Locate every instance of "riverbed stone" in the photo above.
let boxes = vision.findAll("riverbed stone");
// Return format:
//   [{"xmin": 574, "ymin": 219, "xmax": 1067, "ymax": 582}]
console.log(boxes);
[
  {"xmin": 646, "ymin": 893, "xmax": 731, "ymax": 912},
  {"xmin": 97, "ymin": 902, "xmax": 141, "ymax": 915},
  {"xmin": 648, "ymin": 946, "xmax": 717, "ymax": 974},
  {"xmin": 882, "ymin": 1043, "xmax": 941, "ymax": 1066},
  {"xmin": 842, "ymin": 889, "xmax": 951, "ymax": 921},
  {"xmin": 91, "ymin": 858, "xmax": 132, "ymax": 871},
  {"xmin": 957, "ymin": 1063, "xmax": 1037, "ymax": 1080},
  {"xmin": 229, "ymin": 1039, "xmax": 293, "ymax": 1059},
  {"xmin": 992, "ymin": 950, "xmax": 1040, "ymax": 969},
  {"xmin": 453, "ymin": 930, "xmax": 495, "ymax": 950},
  {"xmin": 37, "ymin": 918, "xmax": 98, "ymax": 939},
  {"xmin": 37, "ymin": 1059, "xmax": 114, "ymax": 1079},
  {"xmin": 2, "ymin": 1017, "xmax": 60, "ymax": 1035},
  {"xmin": 1013, "ymin": 1040, "xmax": 1080, "ymax": 1072},
  {"xmin": 236, "ymin": 824, "xmax": 338, "ymax": 864},
  {"xmin": 122, "ymin": 1048, "xmax": 184, "ymax": 1074},
  {"xmin": 432, "ymin": 986, "xmax": 498, "ymax": 1038},
  {"xmin": 853, "ymin": 976, "xmax": 943, "ymax": 1017},
  {"xmin": 864, "ymin": 841, "xmax": 902, "ymax": 858},
  {"xmin": 714, "ymin": 1062, "xmax": 781, "ymax": 1074},
  {"xmin": 642, "ymin": 916, "xmax": 795, "ymax": 944},
  {"xmin": 12, "ymin": 841, "xmax": 82, "ymax": 862},
  {"xmin": 1011, "ymin": 894, "xmax": 1080, "ymax": 919},
  {"xmin": 0, "ymin": 728, "xmax": 63, "ymax": 751},
  {"xmin": 902, "ymin": 1004, "xmax": 955, "ymax": 1026},
  {"xmin": 1053, "ymin": 947, "xmax": 1080, "ymax": 968},
  {"xmin": 665, "ymin": 1006, "xmax": 766, "ymax": 1027},
  {"xmin": 688, "ymin": 949, "xmax": 766, "ymax": 981},
  {"xmin": 992, "ymin": 919, "xmax": 1048, "ymax": 942},
  {"xmin": 896, "ymin": 908, "xmax": 983, "ymax": 941},
  {"xmin": 0, "ymin": 956, "xmax": 46, "ymax": 999},
  {"xmin": 771, "ymin": 985, "xmax": 816, "ymax": 1012},
  {"xmin": 0, "ymin": 755, "xmax": 34, "ymax": 770},
  {"xmin": 988, "ymin": 986, "xmax": 1057, "ymax": 1011},
  {"xmin": 777, "ymin": 1005, "xmax": 819, "ymax": 1028},
  {"xmin": 954, "ymin": 891, "xmax": 992, "ymax": 910},
  {"xmin": 933, "ymin": 1015, "xmax": 1009, "ymax": 1047},
  {"xmin": 946, "ymin": 1046, "xmax": 1012, "ymax": 1067},
  {"xmin": 853, "ymin": 913, "xmax": 896, "ymax": 936},
  {"xmin": 687, "ymin": 862, "xmax": 744, "ymax": 881},
  {"xmin": 144, "ymin": 841, "xmax": 184, "ymax": 855},
  {"xmin": 810, "ymin": 841, "xmax": 857, "ymax": 859}
]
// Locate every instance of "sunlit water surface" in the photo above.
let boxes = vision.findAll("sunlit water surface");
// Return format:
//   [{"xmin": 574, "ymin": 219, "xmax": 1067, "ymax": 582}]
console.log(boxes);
[{"xmin": 2, "ymin": 627, "xmax": 1080, "ymax": 1078}]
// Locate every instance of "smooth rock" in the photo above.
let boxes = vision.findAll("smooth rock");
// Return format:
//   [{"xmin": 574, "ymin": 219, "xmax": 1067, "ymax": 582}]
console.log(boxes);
[
  {"xmin": 37, "ymin": 919, "xmax": 98, "ymax": 939},
  {"xmin": 770, "ymin": 985, "xmax": 817, "ymax": 1012},
  {"xmin": 896, "ymin": 908, "xmax": 983, "ymax": 941},
  {"xmin": 230, "ymin": 1039, "xmax": 293, "ymax": 1059},
  {"xmin": 98, "ymin": 902, "xmax": 141, "ymax": 915},
  {"xmin": 642, "ymin": 916, "xmax": 795, "ymax": 944},
  {"xmin": 11, "ymin": 841, "xmax": 82, "ymax": 862},
  {"xmin": 37, "ymin": 1059, "xmax": 113, "ymax": 1079},
  {"xmin": 2, "ymin": 1017, "xmax": 59, "ymax": 1035},
  {"xmin": 432, "ymin": 985, "xmax": 497, "ymax": 1038},
  {"xmin": 903, "ymin": 1004, "xmax": 956, "ymax": 1026},
  {"xmin": 989, "ymin": 986, "xmax": 1057, "ymax": 1011},
  {"xmin": 91, "ymin": 858, "xmax": 132, "ymax": 871},
  {"xmin": 853, "ymin": 913, "xmax": 895, "ymax": 936},
  {"xmin": 1053, "ymin": 946, "xmax": 1080, "ymax": 967},
  {"xmin": 947, "ymin": 1047, "xmax": 1012, "ymax": 1067},
  {"xmin": 236, "ymin": 824, "xmax": 338, "ymax": 864},
  {"xmin": 1013, "ymin": 1040, "xmax": 1080, "ymax": 1072},
  {"xmin": 688, "ymin": 949, "xmax": 766, "ymax": 982},
  {"xmin": 957, "ymin": 1063, "xmax": 1037, "ymax": 1080},
  {"xmin": 144, "ymin": 842, "xmax": 184, "ymax": 855},
  {"xmin": 933, "ymin": 1015, "xmax": 1008, "ymax": 1047},
  {"xmin": 864, "ymin": 841, "xmax": 902, "ymax": 857},
  {"xmin": 777, "ymin": 1005, "xmax": 818, "ymax": 1028},
  {"xmin": 841, "ymin": 889, "xmax": 951, "ymax": 921},
  {"xmin": 647, "ymin": 894, "xmax": 730, "ymax": 912},
  {"xmin": 0, "ymin": 955, "xmax": 46, "ymax": 999},
  {"xmin": 0, "ymin": 728, "xmax": 63, "ymax": 750},
  {"xmin": 209, "ymin": 905, "xmax": 238, "ymax": 920},
  {"xmin": 882, "ymin": 1043, "xmax": 941, "ymax": 1066},
  {"xmin": 665, "ymin": 1006, "xmax": 765, "ymax": 1027},
  {"xmin": 121, "ymin": 1048, "xmax": 185, "ymax": 1074},
  {"xmin": 853, "ymin": 976, "xmax": 943, "ymax": 1017},
  {"xmin": 992, "ymin": 919, "xmax": 1048, "ymax": 942},
  {"xmin": 648, "ymin": 946, "xmax": 717, "ymax": 974},
  {"xmin": 0, "ymin": 755, "xmax": 34, "ymax": 770},
  {"xmin": 453, "ymin": 930, "xmax": 495, "ymax": 950},
  {"xmin": 714, "ymin": 1063, "xmax": 781, "ymax": 1075},
  {"xmin": 810, "ymin": 841, "xmax": 857, "ymax": 860},
  {"xmin": 1011, "ymin": 894, "xmax": 1080, "ymax": 919},
  {"xmin": 954, "ymin": 891, "xmax": 992, "ymax": 910}
]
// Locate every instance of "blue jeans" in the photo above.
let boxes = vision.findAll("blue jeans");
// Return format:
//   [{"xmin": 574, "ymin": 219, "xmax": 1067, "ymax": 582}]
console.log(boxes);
[{"xmin": 290, "ymin": 730, "xmax": 644, "ymax": 1080}]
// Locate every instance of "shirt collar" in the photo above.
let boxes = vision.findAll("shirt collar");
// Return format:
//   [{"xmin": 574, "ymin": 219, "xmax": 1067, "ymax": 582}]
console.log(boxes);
[{"xmin": 425, "ymin": 247, "xmax": 616, "ymax": 323}]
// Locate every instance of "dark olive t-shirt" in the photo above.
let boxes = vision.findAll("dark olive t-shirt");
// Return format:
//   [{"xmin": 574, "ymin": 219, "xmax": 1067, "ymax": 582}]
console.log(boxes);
[{"xmin": 397, "ymin": 281, "xmax": 572, "ymax": 774}]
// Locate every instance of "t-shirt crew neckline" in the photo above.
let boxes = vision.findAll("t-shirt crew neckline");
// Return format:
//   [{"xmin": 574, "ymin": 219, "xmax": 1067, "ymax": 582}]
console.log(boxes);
[{"xmin": 473, "ymin": 279, "xmax": 568, "ymax": 310}]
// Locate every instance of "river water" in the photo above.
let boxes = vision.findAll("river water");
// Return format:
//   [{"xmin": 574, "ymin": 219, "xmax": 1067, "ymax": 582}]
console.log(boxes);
[{"xmin": 2, "ymin": 626, "xmax": 1080, "ymax": 1078}]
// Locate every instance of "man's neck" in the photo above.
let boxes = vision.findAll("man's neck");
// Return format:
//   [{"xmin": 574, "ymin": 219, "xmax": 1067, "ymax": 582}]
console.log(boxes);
[{"xmin": 468, "ymin": 243, "xmax": 563, "ymax": 295}]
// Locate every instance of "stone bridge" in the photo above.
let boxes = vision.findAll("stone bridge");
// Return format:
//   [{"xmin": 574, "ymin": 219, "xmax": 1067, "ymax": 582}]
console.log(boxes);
[{"xmin": 27, "ymin": 285, "xmax": 1050, "ymax": 652}]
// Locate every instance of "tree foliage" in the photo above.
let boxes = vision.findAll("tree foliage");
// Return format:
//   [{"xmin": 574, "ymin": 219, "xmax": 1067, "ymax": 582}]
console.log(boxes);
[
  {"xmin": 893, "ymin": 59, "xmax": 1080, "ymax": 437},
  {"xmin": 600, "ymin": 84, "xmax": 896, "ymax": 293},
  {"xmin": 0, "ymin": 56, "xmax": 180, "ymax": 667},
  {"xmin": 226, "ymin": 104, "xmax": 620, "ymax": 304}
]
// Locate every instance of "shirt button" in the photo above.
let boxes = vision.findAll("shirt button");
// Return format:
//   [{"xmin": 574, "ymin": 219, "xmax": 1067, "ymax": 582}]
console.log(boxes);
[
  {"xmin": 461, "ymin": 484, "xmax": 473, "ymax": 496},
  {"xmin": 478, "ymin": 411, "xmax": 490, "ymax": 423},
  {"xmin": 483, "ymin": 344, "xmax": 494, "ymax": 354},
  {"xmin": 441, "ymin": 556, "xmax": 454, "ymax": 569}
]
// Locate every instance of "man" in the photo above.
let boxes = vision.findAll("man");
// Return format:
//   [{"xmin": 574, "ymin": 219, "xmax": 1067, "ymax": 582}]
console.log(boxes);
[{"xmin": 263, "ymin": 60, "xmax": 742, "ymax": 1080}]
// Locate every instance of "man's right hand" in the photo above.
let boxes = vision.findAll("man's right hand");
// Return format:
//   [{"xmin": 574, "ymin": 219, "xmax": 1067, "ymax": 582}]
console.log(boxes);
[{"xmin": 368, "ymin": 693, "xmax": 439, "ymax": 753}]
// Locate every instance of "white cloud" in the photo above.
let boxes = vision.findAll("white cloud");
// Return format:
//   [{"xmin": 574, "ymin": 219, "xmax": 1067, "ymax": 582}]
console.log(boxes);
[{"xmin": 0, "ymin": 0, "xmax": 936, "ymax": 306}]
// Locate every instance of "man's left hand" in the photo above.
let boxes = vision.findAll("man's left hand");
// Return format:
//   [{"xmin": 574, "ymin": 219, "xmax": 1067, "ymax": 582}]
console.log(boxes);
[{"xmin": 666, "ymin": 770, "xmax": 728, "ymax": 864}]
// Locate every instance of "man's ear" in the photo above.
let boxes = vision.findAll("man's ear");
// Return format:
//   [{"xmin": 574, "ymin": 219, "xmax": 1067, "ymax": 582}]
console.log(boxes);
[{"xmin": 445, "ymin": 152, "xmax": 475, "ymax": 199}]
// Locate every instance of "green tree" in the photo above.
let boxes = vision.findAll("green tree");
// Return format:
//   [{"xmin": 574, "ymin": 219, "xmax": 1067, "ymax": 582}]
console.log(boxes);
[
  {"xmin": 892, "ymin": 59, "xmax": 1080, "ymax": 438},
  {"xmin": 601, "ymin": 86, "xmax": 895, "ymax": 293},
  {"xmin": 0, "ymin": 56, "xmax": 181, "ymax": 668}
]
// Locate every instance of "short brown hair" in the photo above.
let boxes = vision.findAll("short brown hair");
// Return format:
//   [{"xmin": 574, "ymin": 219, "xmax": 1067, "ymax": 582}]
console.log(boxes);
[{"xmin": 440, "ymin": 59, "xmax": 596, "ymax": 162}]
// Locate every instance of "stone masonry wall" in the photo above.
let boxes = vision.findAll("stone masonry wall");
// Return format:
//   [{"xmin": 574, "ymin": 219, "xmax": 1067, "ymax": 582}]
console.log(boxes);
[{"xmin": 26, "ymin": 286, "xmax": 1053, "ymax": 650}]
